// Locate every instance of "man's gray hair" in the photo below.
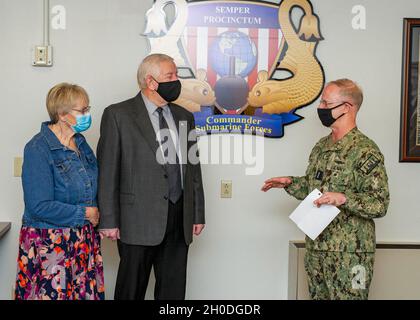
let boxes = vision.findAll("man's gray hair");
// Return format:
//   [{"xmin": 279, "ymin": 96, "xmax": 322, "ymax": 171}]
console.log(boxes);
[
  {"xmin": 326, "ymin": 78, "xmax": 364, "ymax": 109},
  {"xmin": 137, "ymin": 53, "xmax": 174, "ymax": 89}
]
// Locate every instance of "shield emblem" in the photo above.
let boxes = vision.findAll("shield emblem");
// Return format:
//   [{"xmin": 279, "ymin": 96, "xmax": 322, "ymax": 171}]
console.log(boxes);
[
  {"xmin": 183, "ymin": 2, "xmax": 284, "ymax": 114},
  {"xmin": 144, "ymin": 0, "xmax": 324, "ymax": 137}
]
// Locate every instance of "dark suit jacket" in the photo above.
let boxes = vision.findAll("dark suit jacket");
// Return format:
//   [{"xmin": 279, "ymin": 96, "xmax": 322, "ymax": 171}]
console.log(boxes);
[{"xmin": 97, "ymin": 92, "xmax": 205, "ymax": 245}]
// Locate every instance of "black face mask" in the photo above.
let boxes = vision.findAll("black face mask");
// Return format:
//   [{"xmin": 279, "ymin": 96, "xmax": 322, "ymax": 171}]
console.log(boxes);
[
  {"xmin": 153, "ymin": 78, "xmax": 182, "ymax": 102},
  {"xmin": 317, "ymin": 103, "xmax": 346, "ymax": 127}
]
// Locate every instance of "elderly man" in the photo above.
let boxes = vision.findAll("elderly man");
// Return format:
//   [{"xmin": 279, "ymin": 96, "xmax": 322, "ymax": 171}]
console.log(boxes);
[
  {"xmin": 262, "ymin": 79, "xmax": 389, "ymax": 300},
  {"xmin": 97, "ymin": 53, "xmax": 205, "ymax": 300}
]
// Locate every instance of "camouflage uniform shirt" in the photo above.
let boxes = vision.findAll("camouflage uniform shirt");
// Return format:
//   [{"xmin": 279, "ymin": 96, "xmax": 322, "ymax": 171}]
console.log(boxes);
[{"xmin": 285, "ymin": 127, "xmax": 389, "ymax": 253}]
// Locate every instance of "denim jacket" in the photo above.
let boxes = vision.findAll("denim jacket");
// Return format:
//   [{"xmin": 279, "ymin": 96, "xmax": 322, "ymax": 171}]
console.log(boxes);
[{"xmin": 21, "ymin": 122, "xmax": 98, "ymax": 229}]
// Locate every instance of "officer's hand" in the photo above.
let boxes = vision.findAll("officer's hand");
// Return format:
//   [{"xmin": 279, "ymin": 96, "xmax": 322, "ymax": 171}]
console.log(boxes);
[
  {"xmin": 261, "ymin": 177, "xmax": 292, "ymax": 192},
  {"xmin": 314, "ymin": 192, "xmax": 347, "ymax": 207}
]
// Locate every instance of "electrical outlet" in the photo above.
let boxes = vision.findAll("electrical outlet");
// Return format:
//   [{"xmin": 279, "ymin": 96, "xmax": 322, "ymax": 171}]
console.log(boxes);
[
  {"xmin": 32, "ymin": 46, "xmax": 53, "ymax": 67},
  {"xmin": 221, "ymin": 180, "xmax": 232, "ymax": 198},
  {"xmin": 14, "ymin": 157, "xmax": 23, "ymax": 177}
]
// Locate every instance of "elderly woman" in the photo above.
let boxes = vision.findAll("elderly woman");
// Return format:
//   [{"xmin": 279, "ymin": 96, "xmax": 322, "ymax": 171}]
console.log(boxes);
[{"xmin": 15, "ymin": 83, "xmax": 104, "ymax": 300}]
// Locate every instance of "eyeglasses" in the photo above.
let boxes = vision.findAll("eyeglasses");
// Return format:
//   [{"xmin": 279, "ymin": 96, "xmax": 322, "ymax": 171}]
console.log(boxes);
[
  {"xmin": 71, "ymin": 106, "xmax": 91, "ymax": 115},
  {"xmin": 318, "ymin": 100, "xmax": 351, "ymax": 108}
]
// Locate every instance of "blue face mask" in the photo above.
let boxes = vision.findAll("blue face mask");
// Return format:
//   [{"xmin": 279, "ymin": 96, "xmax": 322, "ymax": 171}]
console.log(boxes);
[{"xmin": 70, "ymin": 113, "xmax": 92, "ymax": 133}]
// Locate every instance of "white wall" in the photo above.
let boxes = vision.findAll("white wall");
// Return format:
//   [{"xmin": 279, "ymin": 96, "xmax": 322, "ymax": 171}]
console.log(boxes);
[{"xmin": 1, "ymin": 0, "xmax": 420, "ymax": 299}]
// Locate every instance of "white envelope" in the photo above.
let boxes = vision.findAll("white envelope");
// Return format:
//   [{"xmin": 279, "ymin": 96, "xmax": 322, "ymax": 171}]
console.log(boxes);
[{"xmin": 289, "ymin": 189, "xmax": 341, "ymax": 241}]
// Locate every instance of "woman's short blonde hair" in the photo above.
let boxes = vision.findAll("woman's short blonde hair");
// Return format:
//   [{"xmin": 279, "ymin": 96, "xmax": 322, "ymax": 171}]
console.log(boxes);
[{"xmin": 46, "ymin": 83, "xmax": 89, "ymax": 123}]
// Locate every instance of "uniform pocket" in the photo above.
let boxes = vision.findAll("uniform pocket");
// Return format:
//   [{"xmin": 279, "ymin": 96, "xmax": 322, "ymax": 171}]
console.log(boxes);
[
  {"xmin": 329, "ymin": 173, "xmax": 351, "ymax": 193},
  {"xmin": 54, "ymin": 159, "xmax": 72, "ymax": 183}
]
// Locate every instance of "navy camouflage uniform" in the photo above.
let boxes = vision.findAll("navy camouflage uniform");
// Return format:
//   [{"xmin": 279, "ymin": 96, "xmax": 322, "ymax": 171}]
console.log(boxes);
[{"xmin": 286, "ymin": 127, "xmax": 389, "ymax": 300}]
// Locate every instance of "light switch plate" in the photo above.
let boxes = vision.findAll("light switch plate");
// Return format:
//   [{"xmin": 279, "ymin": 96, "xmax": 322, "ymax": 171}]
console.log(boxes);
[
  {"xmin": 14, "ymin": 157, "xmax": 23, "ymax": 177},
  {"xmin": 221, "ymin": 180, "xmax": 232, "ymax": 198}
]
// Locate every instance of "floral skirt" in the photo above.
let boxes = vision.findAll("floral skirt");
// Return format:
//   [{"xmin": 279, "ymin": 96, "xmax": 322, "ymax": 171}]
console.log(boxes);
[{"xmin": 15, "ymin": 223, "xmax": 105, "ymax": 300}]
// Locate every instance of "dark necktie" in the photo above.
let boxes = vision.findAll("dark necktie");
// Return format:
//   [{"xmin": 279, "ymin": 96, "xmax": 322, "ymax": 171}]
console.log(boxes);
[{"xmin": 156, "ymin": 107, "xmax": 182, "ymax": 204}]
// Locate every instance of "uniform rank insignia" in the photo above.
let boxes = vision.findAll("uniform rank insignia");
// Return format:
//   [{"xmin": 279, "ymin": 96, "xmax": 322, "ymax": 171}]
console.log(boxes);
[{"xmin": 359, "ymin": 154, "xmax": 380, "ymax": 175}]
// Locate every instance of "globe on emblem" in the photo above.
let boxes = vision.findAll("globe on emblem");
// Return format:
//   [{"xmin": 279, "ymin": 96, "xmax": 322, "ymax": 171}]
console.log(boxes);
[
  {"xmin": 209, "ymin": 31, "xmax": 257, "ymax": 78},
  {"xmin": 210, "ymin": 31, "xmax": 257, "ymax": 114}
]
